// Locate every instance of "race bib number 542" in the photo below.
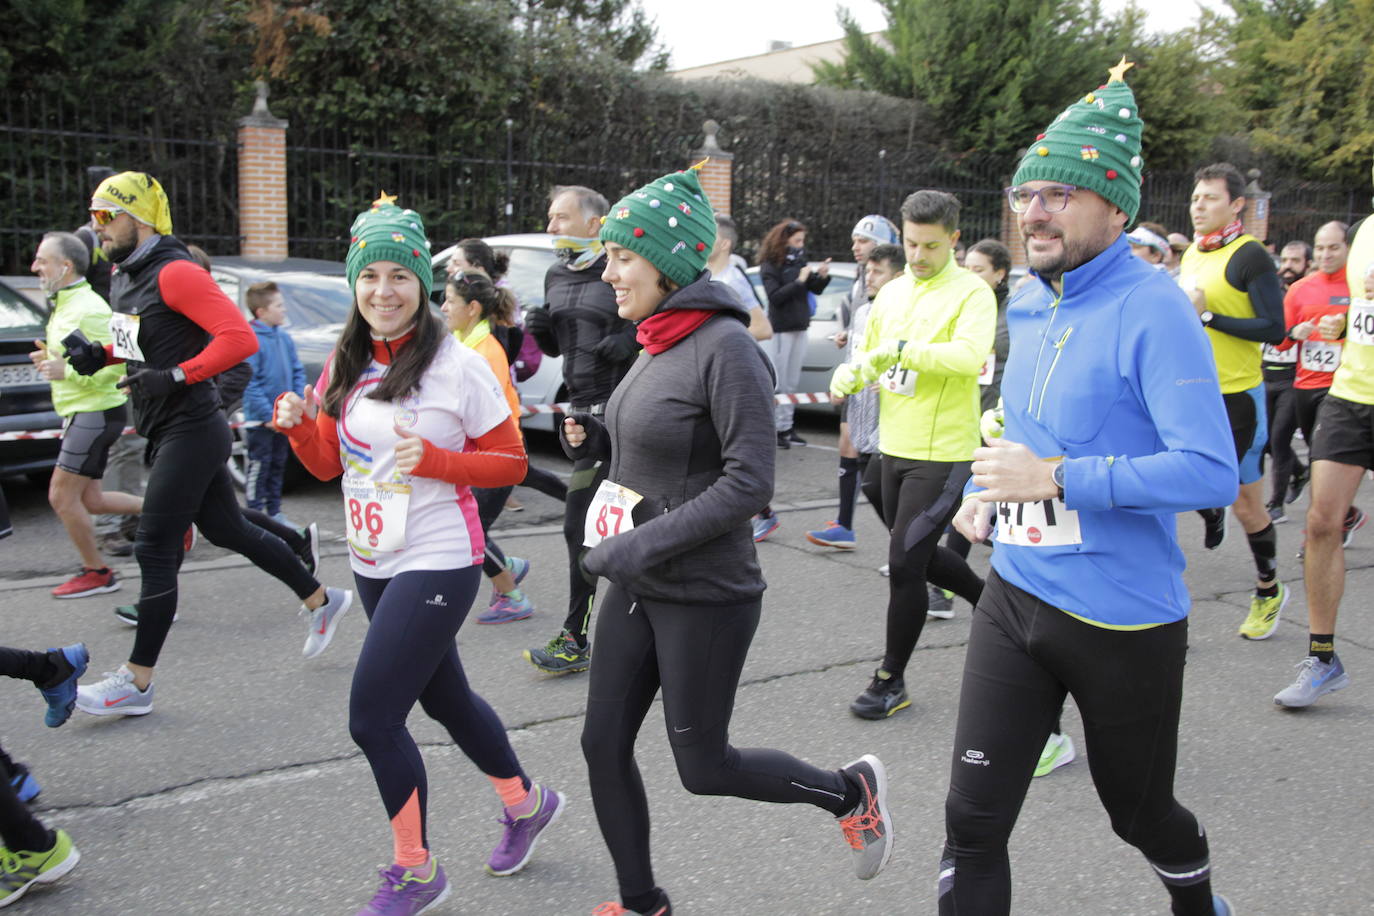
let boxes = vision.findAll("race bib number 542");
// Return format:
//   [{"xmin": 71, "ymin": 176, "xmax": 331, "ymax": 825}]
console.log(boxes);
[
  {"xmin": 994, "ymin": 498, "xmax": 1082, "ymax": 547},
  {"xmin": 584, "ymin": 479, "xmax": 643, "ymax": 548}
]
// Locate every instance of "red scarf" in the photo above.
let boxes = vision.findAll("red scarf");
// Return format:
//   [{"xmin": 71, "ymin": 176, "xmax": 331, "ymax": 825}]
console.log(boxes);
[
  {"xmin": 1195, "ymin": 219, "xmax": 1244, "ymax": 253},
  {"xmin": 636, "ymin": 309, "xmax": 716, "ymax": 355}
]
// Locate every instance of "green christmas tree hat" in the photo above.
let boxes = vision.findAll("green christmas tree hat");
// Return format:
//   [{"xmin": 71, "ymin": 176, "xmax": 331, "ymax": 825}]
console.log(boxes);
[
  {"xmin": 599, "ymin": 162, "xmax": 717, "ymax": 289},
  {"xmin": 1012, "ymin": 57, "xmax": 1144, "ymax": 223},
  {"xmin": 346, "ymin": 192, "xmax": 433, "ymax": 296}
]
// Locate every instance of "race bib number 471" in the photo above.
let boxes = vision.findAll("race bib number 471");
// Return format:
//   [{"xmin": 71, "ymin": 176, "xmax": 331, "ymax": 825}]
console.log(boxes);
[
  {"xmin": 994, "ymin": 498, "xmax": 1083, "ymax": 548},
  {"xmin": 584, "ymin": 479, "xmax": 643, "ymax": 548}
]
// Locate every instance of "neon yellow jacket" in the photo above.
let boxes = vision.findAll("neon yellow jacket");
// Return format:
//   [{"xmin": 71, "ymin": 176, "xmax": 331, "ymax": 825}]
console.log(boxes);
[
  {"xmin": 861, "ymin": 257, "xmax": 996, "ymax": 461},
  {"xmin": 43, "ymin": 280, "xmax": 127, "ymax": 418}
]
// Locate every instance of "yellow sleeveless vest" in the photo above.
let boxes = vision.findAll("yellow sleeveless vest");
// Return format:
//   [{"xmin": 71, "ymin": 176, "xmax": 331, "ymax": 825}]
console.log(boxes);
[{"xmin": 1180, "ymin": 234, "xmax": 1264, "ymax": 394}]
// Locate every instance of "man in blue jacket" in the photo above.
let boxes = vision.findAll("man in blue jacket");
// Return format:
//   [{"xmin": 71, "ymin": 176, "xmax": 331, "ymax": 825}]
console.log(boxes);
[
  {"xmin": 244, "ymin": 281, "xmax": 306, "ymax": 523},
  {"xmin": 941, "ymin": 61, "xmax": 1238, "ymax": 916}
]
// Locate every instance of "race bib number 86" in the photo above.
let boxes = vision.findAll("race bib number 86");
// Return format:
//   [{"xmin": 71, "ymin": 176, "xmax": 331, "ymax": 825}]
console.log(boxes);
[
  {"xmin": 342, "ymin": 475, "xmax": 411, "ymax": 553},
  {"xmin": 994, "ymin": 498, "xmax": 1083, "ymax": 548}
]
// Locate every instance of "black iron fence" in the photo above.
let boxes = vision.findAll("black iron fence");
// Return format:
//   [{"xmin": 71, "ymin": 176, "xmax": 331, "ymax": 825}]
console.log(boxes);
[
  {"xmin": 0, "ymin": 95, "xmax": 1367, "ymax": 276},
  {"xmin": 0, "ymin": 96, "xmax": 238, "ymax": 274}
]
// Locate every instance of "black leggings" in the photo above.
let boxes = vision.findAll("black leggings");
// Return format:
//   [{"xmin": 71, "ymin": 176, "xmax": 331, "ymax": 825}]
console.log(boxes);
[
  {"xmin": 521, "ymin": 464, "xmax": 568, "ymax": 502},
  {"xmin": 561, "ymin": 456, "xmax": 610, "ymax": 641},
  {"xmin": 473, "ymin": 484, "xmax": 514, "ymax": 578},
  {"xmin": 940, "ymin": 571, "xmax": 1212, "ymax": 915},
  {"xmin": 1293, "ymin": 386, "xmax": 1328, "ymax": 450},
  {"xmin": 0, "ymin": 648, "xmax": 59, "ymax": 852},
  {"xmin": 129, "ymin": 414, "xmax": 320, "ymax": 668},
  {"xmin": 1266, "ymin": 379, "xmax": 1302, "ymax": 505},
  {"xmin": 582, "ymin": 585, "xmax": 853, "ymax": 901},
  {"xmin": 350, "ymin": 567, "xmax": 526, "ymax": 851},
  {"xmin": 879, "ymin": 456, "xmax": 984, "ymax": 676}
]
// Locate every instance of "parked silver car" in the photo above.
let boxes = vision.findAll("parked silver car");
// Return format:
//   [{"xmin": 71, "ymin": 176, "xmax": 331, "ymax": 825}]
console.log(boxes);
[{"xmin": 747, "ymin": 262, "xmax": 857, "ymax": 410}]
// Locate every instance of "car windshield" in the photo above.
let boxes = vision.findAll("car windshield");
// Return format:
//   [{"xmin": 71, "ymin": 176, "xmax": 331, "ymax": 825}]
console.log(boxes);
[
  {"xmin": 0, "ymin": 282, "xmax": 46, "ymax": 334},
  {"xmin": 274, "ymin": 277, "xmax": 352, "ymax": 328},
  {"xmin": 499, "ymin": 247, "xmax": 558, "ymax": 311}
]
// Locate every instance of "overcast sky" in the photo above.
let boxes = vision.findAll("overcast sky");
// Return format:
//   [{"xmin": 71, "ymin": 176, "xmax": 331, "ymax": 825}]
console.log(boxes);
[{"xmin": 643, "ymin": 0, "xmax": 1227, "ymax": 71}]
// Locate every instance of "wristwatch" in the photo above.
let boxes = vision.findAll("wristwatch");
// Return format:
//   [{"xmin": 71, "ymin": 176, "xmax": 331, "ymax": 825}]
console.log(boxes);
[
  {"xmin": 1199, "ymin": 310, "xmax": 1215, "ymax": 326},
  {"xmin": 170, "ymin": 366, "xmax": 187, "ymax": 385},
  {"xmin": 1052, "ymin": 461, "xmax": 1066, "ymax": 500}
]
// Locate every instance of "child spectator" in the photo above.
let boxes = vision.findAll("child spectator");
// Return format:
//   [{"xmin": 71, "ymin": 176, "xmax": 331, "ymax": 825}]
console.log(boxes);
[{"xmin": 244, "ymin": 282, "xmax": 306, "ymax": 524}]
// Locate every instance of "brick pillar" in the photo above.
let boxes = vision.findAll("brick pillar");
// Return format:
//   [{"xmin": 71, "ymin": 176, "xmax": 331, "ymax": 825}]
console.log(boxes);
[
  {"xmin": 1242, "ymin": 169, "xmax": 1271, "ymax": 242},
  {"xmin": 237, "ymin": 81, "xmax": 289, "ymax": 261},
  {"xmin": 1001, "ymin": 192, "xmax": 1028, "ymax": 272},
  {"xmin": 692, "ymin": 120, "xmax": 734, "ymax": 215}
]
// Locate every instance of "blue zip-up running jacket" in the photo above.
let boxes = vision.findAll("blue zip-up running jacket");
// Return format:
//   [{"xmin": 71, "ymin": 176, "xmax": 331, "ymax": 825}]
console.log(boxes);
[
  {"xmin": 978, "ymin": 236, "xmax": 1238, "ymax": 627},
  {"xmin": 244, "ymin": 320, "xmax": 306, "ymax": 423}
]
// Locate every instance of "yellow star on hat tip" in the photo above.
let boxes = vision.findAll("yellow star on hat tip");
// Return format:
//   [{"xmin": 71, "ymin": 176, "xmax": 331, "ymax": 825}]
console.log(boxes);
[
  {"xmin": 1108, "ymin": 56, "xmax": 1134, "ymax": 83},
  {"xmin": 372, "ymin": 190, "xmax": 398, "ymax": 207}
]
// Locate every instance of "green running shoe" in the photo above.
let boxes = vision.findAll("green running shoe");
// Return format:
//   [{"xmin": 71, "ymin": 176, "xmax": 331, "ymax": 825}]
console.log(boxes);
[
  {"xmin": 1033, "ymin": 732, "xmax": 1076, "ymax": 778},
  {"xmin": 1239, "ymin": 581, "xmax": 1288, "ymax": 640},
  {"xmin": 0, "ymin": 828, "xmax": 79, "ymax": 908}
]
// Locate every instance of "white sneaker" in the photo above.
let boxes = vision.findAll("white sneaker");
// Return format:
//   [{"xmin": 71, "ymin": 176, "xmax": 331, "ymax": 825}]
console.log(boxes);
[
  {"xmin": 1033, "ymin": 732, "xmax": 1076, "ymax": 777},
  {"xmin": 302, "ymin": 587, "xmax": 354, "ymax": 659},
  {"xmin": 878, "ymin": 564, "xmax": 890, "ymax": 577},
  {"xmin": 75, "ymin": 666, "xmax": 154, "ymax": 717}
]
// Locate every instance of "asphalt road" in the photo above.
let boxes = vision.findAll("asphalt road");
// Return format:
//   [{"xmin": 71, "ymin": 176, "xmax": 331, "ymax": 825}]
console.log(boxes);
[{"xmin": 0, "ymin": 412, "xmax": 1369, "ymax": 915}]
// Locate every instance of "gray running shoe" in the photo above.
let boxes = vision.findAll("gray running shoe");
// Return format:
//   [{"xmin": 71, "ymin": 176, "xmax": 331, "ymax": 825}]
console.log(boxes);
[
  {"xmin": 849, "ymin": 669, "xmax": 910, "ymax": 720},
  {"xmin": 75, "ymin": 666, "xmax": 153, "ymax": 717},
  {"xmin": 302, "ymin": 587, "xmax": 354, "ymax": 659},
  {"xmin": 1274, "ymin": 654, "xmax": 1350, "ymax": 708},
  {"xmin": 837, "ymin": 754, "xmax": 893, "ymax": 880},
  {"xmin": 926, "ymin": 584, "xmax": 955, "ymax": 619}
]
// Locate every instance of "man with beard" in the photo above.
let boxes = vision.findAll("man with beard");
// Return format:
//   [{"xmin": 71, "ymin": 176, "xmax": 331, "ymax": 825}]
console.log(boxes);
[
  {"xmin": 944, "ymin": 60, "xmax": 1237, "ymax": 915},
  {"xmin": 522, "ymin": 185, "xmax": 639, "ymax": 674},
  {"xmin": 1178, "ymin": 162, "xmax": 1288, "ymax": 641},
  {"xmin": 1263, "ymin": 239, "xmax": 1315, "ymax": 519},
  {"xmin": 64, "ymin": 171, "xmax": 351, "ymax": 717}
]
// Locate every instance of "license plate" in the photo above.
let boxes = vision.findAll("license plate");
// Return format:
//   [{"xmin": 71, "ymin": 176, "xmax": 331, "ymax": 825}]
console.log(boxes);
[{"xmin": 0, "ymin": 363, "xmax": 42, "ymax": 388}]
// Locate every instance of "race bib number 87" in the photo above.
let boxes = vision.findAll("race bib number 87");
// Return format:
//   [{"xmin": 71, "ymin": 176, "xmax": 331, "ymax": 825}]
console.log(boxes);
[
  {"xmin": 994, "ymin": 498, "xmax": 1082, "ymax": 547},
  {"xmin": 584, "ymin": 479, "xmax": 643, "ymax": 548}
]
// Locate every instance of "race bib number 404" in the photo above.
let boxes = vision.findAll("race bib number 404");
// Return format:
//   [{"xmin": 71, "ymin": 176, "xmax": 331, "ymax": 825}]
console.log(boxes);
[
  {"xmin": 584, "ymin": 479, "xmax": 643, "ymax": 548},
  {"xmin": 1347, "ymin": 299, "xmax": 1374, "ymax": 346},
  {"xmin": 342, "ymin": 475, "xmax": 412, "ymax": 553},
  {"xmin": 109, "ymin": 313, "xmax": 145, "ymax": 361},
  {"xmin": 994, "ymin": 498, "xmax": 1083, "ymax": 547}
]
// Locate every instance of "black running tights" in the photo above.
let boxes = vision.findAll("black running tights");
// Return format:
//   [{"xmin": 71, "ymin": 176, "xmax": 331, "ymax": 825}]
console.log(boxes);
[
  {"xmin": 940, "ymin": 571, "xmax": 1213, "ymax": 915},
  {"xmin": 561, "ymin": 456, "xmax": 610, "ymax": 641},
  {"xmin": 129, "ymin": 415, "xmax": 319, "ymax": 667},
  {"xmin": 879, "ymin": 455, "xmax": 984, "ymax": 677},
  {"xmin": 582, "ymin": 585, "xmax": 853, "ymax": 901},
  {"xmin": 350, "ymin": 567, "xmax": 526, "ymax": 852}
]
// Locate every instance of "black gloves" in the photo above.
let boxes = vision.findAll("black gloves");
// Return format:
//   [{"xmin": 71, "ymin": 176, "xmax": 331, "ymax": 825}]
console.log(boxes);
[
  {"xmin": 117, "ymin": 368, "xmax": 185, "ymax": 399},
  {"xmin": 593, "ymin": 333, "xmax": 640, "ymax": 364},
  {"xmin": 524, "ymin": 307, "xmax": 553, "ymax": 339},
  {"xmin": 60, "ymin": 329, "xmax": 108, "ymax": 376}
]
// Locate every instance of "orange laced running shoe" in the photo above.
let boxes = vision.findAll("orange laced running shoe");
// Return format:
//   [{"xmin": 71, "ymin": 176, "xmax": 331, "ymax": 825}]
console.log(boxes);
[{"xmin": 837, "ymin": 753, "xmax": 893, "ymax": 880}]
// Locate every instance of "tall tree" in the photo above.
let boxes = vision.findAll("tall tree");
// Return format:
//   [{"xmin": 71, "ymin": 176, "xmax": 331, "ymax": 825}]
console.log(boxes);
[
  {"xmin": 1240, "ymin": 0, "xmax": 1373, "ymax": 184},
  {"xmin": 813, "ymin": 0, "xmax": 1236, "ymax": 170}
]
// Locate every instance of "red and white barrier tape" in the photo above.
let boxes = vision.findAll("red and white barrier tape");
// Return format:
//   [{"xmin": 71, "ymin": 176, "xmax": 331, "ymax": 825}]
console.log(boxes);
[{"xmin": 0, "ymin": 393, "xmax": 835, "ymax": 440}]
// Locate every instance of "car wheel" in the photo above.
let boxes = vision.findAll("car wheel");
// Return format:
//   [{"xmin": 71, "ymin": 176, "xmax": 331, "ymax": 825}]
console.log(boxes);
[{"xmin": 226, "ymin": 404, "xmax": 248, "ymax": 491}]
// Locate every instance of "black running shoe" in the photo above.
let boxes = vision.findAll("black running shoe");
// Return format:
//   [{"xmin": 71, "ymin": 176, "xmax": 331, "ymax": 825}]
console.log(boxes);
[
  {"xmin": 776, "ymin": 431, "xmax": 791, "ymax": 450},
  {"xmin": 786, "ymin": 428, "xmax": 807, "ymax": 445},
  {"xmin": 1200, "ymin": 507, "xmax": 1227, "ymax": 550},
  {"xmin": 1287, "ymin": 464, "xmax": 1309, "ymax": 504},
  {"xmin": 523, "ymin": 630, "xmax": 591, "ymax": 675},
  {"xmin": 849, "ymin": 669, "xmax": 910, "ymax": 720}
]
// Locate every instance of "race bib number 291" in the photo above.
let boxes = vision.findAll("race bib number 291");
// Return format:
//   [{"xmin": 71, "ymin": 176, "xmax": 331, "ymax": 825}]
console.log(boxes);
[
  {"xmin": 109, "ymin": 313, "xmax": 145, "ymax": 361},
  {"xmin": 994, "ymin": 498, "xmax": 1083, "ymax": 547}
]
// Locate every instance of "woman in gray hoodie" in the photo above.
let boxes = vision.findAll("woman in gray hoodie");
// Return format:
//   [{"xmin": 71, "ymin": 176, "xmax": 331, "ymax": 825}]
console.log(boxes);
[{"xmin": 562, "ymin": 167, "xmax": 893, "ymax": 916}]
